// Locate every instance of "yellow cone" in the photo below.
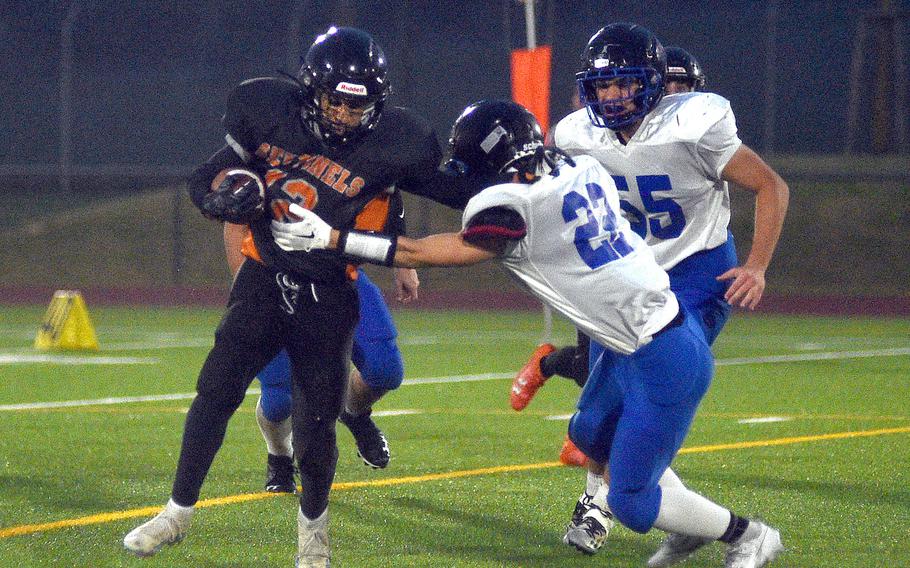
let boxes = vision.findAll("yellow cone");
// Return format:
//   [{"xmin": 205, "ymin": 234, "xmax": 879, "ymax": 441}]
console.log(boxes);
[{"xmin": 34, "ymin": 290, "xmax": 99, "ymax": 351}]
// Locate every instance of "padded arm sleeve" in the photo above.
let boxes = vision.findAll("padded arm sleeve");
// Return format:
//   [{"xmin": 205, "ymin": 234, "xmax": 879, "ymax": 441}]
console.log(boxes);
[{"xmin": 462, "ymin": 206, "xmax": 527, "ymax": 243}]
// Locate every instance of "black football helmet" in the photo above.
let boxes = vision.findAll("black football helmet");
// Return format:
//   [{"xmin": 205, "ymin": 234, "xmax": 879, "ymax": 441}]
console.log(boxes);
[
  {"xmin": 297, "ymin": 26, "xmax": 391, "ymax": 146},
  {"xmin": 665, "ymin": 46, "xmax": 706, "ymax": 91},
  {"xmin": 444, "ymin": 100, "xmax": 571, "ymax": 185},
  {"xmin": 576, "ymin": 22, "xmax": 666, "ymax": 130}
]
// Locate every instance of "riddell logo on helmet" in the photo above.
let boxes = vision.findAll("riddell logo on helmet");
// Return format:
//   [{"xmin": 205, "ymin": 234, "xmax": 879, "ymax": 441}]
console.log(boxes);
[{"xmin": 335, "ymin": 82, "xmax": 368, "ymax": 96}]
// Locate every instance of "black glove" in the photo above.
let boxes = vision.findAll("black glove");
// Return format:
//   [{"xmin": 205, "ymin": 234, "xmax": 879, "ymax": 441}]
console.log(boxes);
[{"xmin": 201, "ymin": 169, "xmax": 265, "ymax": 223}]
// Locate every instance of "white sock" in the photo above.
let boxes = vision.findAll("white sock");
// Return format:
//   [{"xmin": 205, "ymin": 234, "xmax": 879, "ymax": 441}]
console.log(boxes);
[
  {"xmin": 586, "ymin": 469, "xmax": 604, "ymax": 496},
  {"xmin": 256, "ymin": 397, "xmax": 293, "ymax": 457},
  {"xmin": 164, "ymin": 498, "xmax": 194, "ymax": 521},
  {"xmin": 590, "ymin": 483, "xmax": 611, "ymax": 513},
  {"xmin": 653, "ymin": 486, "xmax": 730, "ymax": 539},
  {"xmin": 658, "ymin": 467, "xmax": 685, "ymax": 489},
  {"xmin": 299, "ymin": 506, "xmax": 328, "ymax": 526}
]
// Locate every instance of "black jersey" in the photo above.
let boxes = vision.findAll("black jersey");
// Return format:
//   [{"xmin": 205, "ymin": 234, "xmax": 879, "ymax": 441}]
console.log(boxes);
[{"xmin": 220, "ymin": 76, "xmax": 465, "ymax": 282}]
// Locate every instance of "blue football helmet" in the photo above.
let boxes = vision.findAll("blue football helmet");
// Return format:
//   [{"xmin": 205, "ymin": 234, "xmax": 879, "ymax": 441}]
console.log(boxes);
[{"xmin": 576, "ymin": 23, "xmax": 666, "ymax": 130}]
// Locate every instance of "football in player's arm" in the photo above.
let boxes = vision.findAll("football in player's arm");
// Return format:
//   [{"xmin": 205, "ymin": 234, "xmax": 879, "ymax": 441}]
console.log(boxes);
[{"xmin": 124, "ymin": 26, "xmax": 474, "ymax": 567}]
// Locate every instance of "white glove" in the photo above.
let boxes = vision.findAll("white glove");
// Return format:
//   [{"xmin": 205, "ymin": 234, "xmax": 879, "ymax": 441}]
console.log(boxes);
[{"xmin": 270, "ymin": 203, "xmax": 332, "ymax": 252}]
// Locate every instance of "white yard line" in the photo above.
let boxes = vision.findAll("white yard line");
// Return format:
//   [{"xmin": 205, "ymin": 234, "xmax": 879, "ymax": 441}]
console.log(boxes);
[
  {"xmin": 737, "ymin": 416, "xmax": 793, "ymax": 424},
  {"xmin": 715, "ymin": 347, "xmax": 910, "ymax": 366},
  {"xmin": 1, "ymin": 347, "xmax": 908, "ymax": 412},
  {"xmin": 0, "ymin": 354, "xmax": 158, "ymax": 365}
]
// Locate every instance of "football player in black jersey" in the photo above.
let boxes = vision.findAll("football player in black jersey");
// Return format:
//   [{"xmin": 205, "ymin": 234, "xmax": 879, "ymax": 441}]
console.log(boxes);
[{"xmin": 123, "ymin": 26, "xmax": 473, "ymax": 566}]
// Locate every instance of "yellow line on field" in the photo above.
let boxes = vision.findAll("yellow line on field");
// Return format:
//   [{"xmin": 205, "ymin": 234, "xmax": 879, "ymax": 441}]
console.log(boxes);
[
  {"xmin": 2, "ymin": 426, "xmax": 908, "ymax": 539},
  {"xmin": 678, "ymin": 426, "xmax": 910, "ymax": 454}
]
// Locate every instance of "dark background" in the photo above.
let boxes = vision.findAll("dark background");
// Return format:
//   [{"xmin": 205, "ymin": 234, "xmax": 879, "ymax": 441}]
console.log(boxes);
[
  {"xmin": 0, "ymin": 2, "xmax": 907, "ymax": 302},
  {"xmin": 2, "ymin": 0, "xmax": 908, "ymax": 174}
]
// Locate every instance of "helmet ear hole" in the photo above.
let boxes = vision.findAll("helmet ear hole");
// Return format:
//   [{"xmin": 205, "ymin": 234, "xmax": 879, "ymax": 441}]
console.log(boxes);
[{"xmin": 441, "ymin": 159, "xmax": 469, "ymax": 177}]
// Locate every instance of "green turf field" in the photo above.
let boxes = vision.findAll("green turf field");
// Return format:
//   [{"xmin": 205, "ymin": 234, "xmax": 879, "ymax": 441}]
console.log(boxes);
[{"xmin": 0, "ymin": 306, "xmax": 908, "ymax": 567}]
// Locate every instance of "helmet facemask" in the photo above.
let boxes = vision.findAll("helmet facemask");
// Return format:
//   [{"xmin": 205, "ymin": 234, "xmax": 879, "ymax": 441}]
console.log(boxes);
[
  {"xmin": 577, "ymin": 66, "xmax": 662, "ymax": 130},
  {"xmin": 306, "ymin": 86, "xmax": 383, "ymax": 145}
]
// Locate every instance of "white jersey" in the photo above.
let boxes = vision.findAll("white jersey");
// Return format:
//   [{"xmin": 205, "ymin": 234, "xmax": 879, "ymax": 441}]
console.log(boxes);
[
  {"xmin": 462, "ymin": 155, "xmax": 678, "ymax": 355},
  {"xmin": 554, "ymin": 92, "xmax": 741, "ymax": 271}
]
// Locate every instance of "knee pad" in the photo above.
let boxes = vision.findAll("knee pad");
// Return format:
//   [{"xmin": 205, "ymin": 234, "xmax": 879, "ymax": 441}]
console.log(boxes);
[
  {"xmin": 353, "ymin": 338, "xmax": 403, "ymax": 391},
  {"xmin": 293, "ymin": 415, "xmax": 338, "ymax": 461},
  {"xmin": 259, "ymin": 386, "xmax": 292, "ymax": 423},
  {"xmin": 607, "ymin": 488, "xmax": 660, "ymax": 534}
]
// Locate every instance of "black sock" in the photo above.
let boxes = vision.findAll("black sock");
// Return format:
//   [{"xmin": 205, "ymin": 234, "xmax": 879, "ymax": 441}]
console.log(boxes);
[
  {"xmin": 719, "ymin": 513, "xmax": 750, "ymax": 544},
  {"xmin": 541, "ymin": 346, "xmax": 579, "ymax": 379}
]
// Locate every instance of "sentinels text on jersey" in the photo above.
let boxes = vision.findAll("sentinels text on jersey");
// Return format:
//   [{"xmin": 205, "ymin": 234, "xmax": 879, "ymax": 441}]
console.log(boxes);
[
  {"xmin": 214, "ymin": 77, "xmax": 455, "ymax": 283},
  {"xmin": 554, "ymin": 91, "xmax": 742, "ymax": 271}
]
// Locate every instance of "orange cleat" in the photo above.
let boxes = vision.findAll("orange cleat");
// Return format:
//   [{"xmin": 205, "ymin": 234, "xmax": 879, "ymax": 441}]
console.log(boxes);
[
  {"xmin": 559, "ymin": 435, "xmax": 589, "ymax": 468},
  {"xmin": 510, "ymin": 343, "xmax": 556, "ymax": 411}
]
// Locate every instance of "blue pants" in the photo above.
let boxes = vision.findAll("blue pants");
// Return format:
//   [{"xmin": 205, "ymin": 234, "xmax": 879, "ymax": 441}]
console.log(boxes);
[
  {"xmin": 258, "ymin": 270, "xmax": 403, "ymax": 422},
  {"xmin": 667, "ymin": 233, "xmax": 737, "ymax": 345},
  {"xmin": 569, "ymin": 308, "xmax": 714, "ymax": 534}
]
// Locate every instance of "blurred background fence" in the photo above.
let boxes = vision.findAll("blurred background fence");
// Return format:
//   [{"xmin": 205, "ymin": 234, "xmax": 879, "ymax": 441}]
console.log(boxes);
[{"xmin": 1, "ymin": 1, "xmax": 908, "ymax": 304}]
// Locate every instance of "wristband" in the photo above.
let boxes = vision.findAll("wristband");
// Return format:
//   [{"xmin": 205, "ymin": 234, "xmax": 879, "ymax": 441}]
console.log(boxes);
[{"xmin": 338, "ymin": 230, "xmax": 397, "ymax": 266}]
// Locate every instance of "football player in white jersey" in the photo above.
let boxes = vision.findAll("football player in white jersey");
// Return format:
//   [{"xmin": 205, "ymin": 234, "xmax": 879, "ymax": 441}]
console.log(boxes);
[
  {"xmin": 270, "ymin": 99, "xmax": 785, "ymax": 568},
  {"xmin": 510, "ymin": 45, "xmax": 712, "ymax": 440},
  {"xmin": 524, "ymin": 23, "xmax": 787, "ymax": 567}
]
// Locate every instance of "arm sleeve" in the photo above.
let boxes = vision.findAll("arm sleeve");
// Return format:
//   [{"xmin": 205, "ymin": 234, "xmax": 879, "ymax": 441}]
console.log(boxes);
[
  {"xmin": 462, "ymin": 206, "xmax": 527, "ymax": 244},
  {"xmin": 186, "ymin": 145, "xmax": 247, "ymax": 211},
  {"xmin": 222, "ymin": 81, "xmax": 272, "ymax": 161}
]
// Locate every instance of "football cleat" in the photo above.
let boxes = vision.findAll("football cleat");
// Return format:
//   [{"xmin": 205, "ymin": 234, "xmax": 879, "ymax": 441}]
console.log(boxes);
[
  {"xmin": 647, "ymin": 533, "xmax": 713, "ymax": 567},
  {"xmin": 295, "ymin": 508, "xmax": 330, "ymax": 568},
  {"xmin": 265, "ymin": 453, "xmax": 297, "ymax": 493},
  {"xmin": 510, "ymin": 343, "xmax": 556, "ymax": 410},
  {"xmin": 563, "ymin": 501, "xmax": 614, "ymax": 555},
  {"xmin": 339, "ymin": 410, "xmax": 390, "ymax": 469},
  {"xmin": 559, "ymin": 435, "xmax": 589, "ymax": 467},
  {"xmin": 568, "ymin": 491, "xmax": 594, "ymax": 529},
  {"xmin": 724, "ymin": 521, "xmax": 784, "ymax": 568},
  {"xmin": 123, "ymin": 502, "xmax": 193, "ymax": 557}
]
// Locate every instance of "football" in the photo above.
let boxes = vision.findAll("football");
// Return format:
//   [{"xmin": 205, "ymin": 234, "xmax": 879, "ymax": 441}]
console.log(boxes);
[
  {"xmin": 202, "ymin": 167, "xmax": 267, "ymax": 223},
  {"xmin": 211, "ymin": 167, "xmax": 265, "ymax": 200}
]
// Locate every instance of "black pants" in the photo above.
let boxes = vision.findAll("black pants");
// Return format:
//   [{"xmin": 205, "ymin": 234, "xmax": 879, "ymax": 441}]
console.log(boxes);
[{"xmin": 171, "ymin": 260, "xmax": 358, "ymax": 518}]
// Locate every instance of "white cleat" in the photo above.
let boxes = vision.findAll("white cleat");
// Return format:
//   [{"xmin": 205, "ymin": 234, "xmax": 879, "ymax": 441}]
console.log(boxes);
[
  {"xmin": 562, "ymin": 503, "xmax": 614, "ymax": 555},
  {"xmin": 724, "ymin": 521, "xmax": 784, "ymax": 568},
  {"xmin": 123, "ymin": 501, "xmax": 193, "ymax": 557},
  {"xmin": 647, "ymin": 533, "xmax": 713, "ymax": 567},
  {"xmin": 295, "ymin": 508, "xmax": 330, "ymax": 568}
]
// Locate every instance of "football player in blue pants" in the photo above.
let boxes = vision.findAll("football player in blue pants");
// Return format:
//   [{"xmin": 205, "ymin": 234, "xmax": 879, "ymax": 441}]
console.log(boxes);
[
  {"xmin": 550, "ymin": 27, "xmax": 788, "ymax": 568},
  {"xmin": 272, "ymin": 98, "xmax": 785, "ymax": 568},
  {"xmin": 511, "ymin": 44, "xmax": 725, "ymax": 469}
]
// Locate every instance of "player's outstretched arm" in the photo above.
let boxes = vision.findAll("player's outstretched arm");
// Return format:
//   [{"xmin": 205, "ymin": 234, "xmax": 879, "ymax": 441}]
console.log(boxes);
[
  {"xmin": 717, "ymin": 144, "xmax": 790, "ymax": 310},
  {"xmin": 271, "ymin": 204, "xmax": 499, "ymax": 268},
  {"xmin": 390, "ymin": 233, "xmax": 498, "ymax": 268}
]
